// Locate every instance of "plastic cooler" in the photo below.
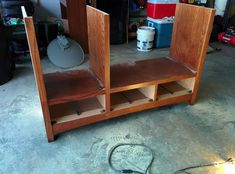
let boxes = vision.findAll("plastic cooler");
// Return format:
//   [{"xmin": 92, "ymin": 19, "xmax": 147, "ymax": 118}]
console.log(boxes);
[
  {"xmin": 147, "ymin": 17, "xmax": 174, "ymax": 48},
  {"xmin": 147, "ymin": 0, "xmax": 179, "ymax": 19}
]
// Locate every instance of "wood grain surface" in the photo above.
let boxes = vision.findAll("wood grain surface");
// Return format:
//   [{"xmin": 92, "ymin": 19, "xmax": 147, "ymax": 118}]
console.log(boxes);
[
  {"xmin": 110, "ymin": 57, "xmax": 195, "ymax": 93},
  {"xmin": 44, "ymin": 70, "xmax": 104, "ymax": 106},
  {"xmin": 87, "ymin": 5, "xmax": 110, "ymax": 111},
  {"xmin": 86, "ymin": 6, "xmax": 110, "ymax": 86},
  {"xmin": 65, "ymin": 0, "xmax": 89, "ymax": 53},
  {"xmin": 23, "ymin": 16, "xmax": 54, "ymax": 141},
  {"xmin": 169, "ymin": 3, "xmax": 215, "ymax": 71}
]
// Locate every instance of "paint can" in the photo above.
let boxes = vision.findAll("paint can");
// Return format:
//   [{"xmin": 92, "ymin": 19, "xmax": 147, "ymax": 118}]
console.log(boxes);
[{"xmin": 137, "ymin": 26, "xmax": 155, "ymax": 51}]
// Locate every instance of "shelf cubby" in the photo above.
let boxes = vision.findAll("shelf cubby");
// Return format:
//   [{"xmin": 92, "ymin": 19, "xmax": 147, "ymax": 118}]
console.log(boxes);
[
  {"xmin": 110, "ymin": 86, "xmax": 155, "ymax": 111},
  {"xmin": 157, "ymin": 78, "xmax": 195, "ymax": 101},
  {"xmin": 49, "ymin": 95, "xmax": 106, "ymax": 124}
]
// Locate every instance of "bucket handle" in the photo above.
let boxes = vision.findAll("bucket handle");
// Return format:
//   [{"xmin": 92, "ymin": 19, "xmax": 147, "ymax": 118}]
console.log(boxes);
[{"xmin": 148, "ymin": 22, "xmax": 154, "ymax": 28}]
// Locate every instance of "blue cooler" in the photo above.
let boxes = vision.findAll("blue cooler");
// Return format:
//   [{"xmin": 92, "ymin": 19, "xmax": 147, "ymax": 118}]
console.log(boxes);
[{"xmin": 147, "ymin": 17, "xmax": 174, "ymax": 48}]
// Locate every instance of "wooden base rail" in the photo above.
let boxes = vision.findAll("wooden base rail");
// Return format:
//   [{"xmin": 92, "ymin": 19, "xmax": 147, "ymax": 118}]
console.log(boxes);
[{"xmin": 22, "ymin": 4, "xmax": 215, "ymax": 142}]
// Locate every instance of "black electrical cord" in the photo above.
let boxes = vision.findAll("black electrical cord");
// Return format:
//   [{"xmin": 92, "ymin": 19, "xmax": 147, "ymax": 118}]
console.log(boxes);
[
  {"xmin": 108, "ymin": 143, "xmax": 154, "ymax": 174},
  {"xmin": 174, "ymin": 158, "xmax": 234, "ymax": 174}
]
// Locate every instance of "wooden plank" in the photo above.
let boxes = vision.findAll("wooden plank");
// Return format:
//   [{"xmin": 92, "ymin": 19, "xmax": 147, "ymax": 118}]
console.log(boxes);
[
  {"xmin": 44, "ymin": 70, "xmax": 105, "ymax": 106},
  {"xmin": 169, "ymin": 3, "xmax": 215, "ymax": 71},
  {"xmin": 23, "ymin": 12, "xmax": 54, "ymax": 141},
  {"xmin": 87, "ymin": 5, "xmax": 111, "ymax": 112},
  {"xmin": 66, "ymin": 0, "xmax": 89, "ymax": 53},
  {"xmin": 86, "ymin": 6, "xmax": 110, "ymax": 86},
  {"xmin": 110, "ymin": 57, "xmax": 195, "ymax": 93}
]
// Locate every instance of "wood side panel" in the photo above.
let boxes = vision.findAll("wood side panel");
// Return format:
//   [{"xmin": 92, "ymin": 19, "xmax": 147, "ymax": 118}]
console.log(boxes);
[
  {"xmin": 66, "ymin": 0, "xmax": 89, "ymax": 53},
  {"xmin": 23, "ymin": 17, "xmax": 54, "ymax": 141},
  {"xmin": 86, "ymin": 6, "xmax": 110, "ymax": 85},
  {"xmin": 87, "ymin": 6, "xmax": 110, "ymax": 111},
  {"xmin": 169, "ymin": 4, "xmax": 215, "ymax": 71},
  {"xmin": 190, "ymin": 7, "xmax": 215, "ymax": 104}
]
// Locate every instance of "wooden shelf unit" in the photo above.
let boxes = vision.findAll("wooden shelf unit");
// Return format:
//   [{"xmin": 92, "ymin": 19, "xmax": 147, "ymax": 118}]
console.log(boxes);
[{"xmin": 22, "ymin": 4, "xmax": 215, "ymax": 141}]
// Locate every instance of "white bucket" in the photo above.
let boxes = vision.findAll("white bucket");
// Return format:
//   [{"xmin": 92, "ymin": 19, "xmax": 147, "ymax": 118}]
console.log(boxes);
[
  {"xmin": 137, "ymin": 26, "xmax": 155, "ymax": 52},
  {"xmin": 215, "ymin": 0, "xmax": 228, "ymax": 16}
]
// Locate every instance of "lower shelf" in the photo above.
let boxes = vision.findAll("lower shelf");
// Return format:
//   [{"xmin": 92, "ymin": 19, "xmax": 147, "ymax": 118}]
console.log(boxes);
[
  {"xmin": 110, "ymin": 88, "xmax": 153, "ymax": 111},
  {"xmin": 49, "ymin": 97, "xmax": 105, "ymax": 124},
  {"xmin": 157, "ymin": 81, "xmax": 192, "ymax": 101}
]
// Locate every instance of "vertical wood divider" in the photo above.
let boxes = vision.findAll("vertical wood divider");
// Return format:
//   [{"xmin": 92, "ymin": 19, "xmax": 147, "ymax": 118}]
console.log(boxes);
[
  {"xmin": 22, "ymin": 7, "xmax": 54, "ymax": 141},
  {"xmin": 86, "ymin": 6, "xmax": 111, "ymax": 112}
]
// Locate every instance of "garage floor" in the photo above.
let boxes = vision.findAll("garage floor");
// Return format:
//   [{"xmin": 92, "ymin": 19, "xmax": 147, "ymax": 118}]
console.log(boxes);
[{"xmin": 0, "ymin": 42, "xmax": 235, "ymax": 174}]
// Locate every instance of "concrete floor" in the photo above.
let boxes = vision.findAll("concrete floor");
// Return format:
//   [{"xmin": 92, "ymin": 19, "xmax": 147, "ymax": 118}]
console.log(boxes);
[{"xmin": 0, "ymin": 42, "xmax": 235, "ymax": 174}]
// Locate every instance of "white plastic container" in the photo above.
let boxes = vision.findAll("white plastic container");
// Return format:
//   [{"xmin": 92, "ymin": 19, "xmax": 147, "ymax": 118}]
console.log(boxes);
[
  {"xmin": 137, "ymin": 26, "xmax": 155, "ymax": 52},
  {"xmin": 215, "ymin": 0, "xmax": 228, "ymax": 16}
]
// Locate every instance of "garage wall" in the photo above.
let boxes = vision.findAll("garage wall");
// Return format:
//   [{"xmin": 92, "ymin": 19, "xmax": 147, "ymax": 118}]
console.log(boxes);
[{"xmin": 34, "ymin": 0, "xmax": 61, "ymax": 20}]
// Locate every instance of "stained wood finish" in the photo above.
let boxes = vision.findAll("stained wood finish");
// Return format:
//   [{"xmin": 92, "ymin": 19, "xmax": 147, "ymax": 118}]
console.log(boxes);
[
  {"xmin": 60, "ymin": 0, "xmax": 89, "ymax": 53},
  {"xmin": 111, "ymin": 57, "xmax": 195, "ymax": 93},
  {"xmin": 87, "ymin": 6, "xmax": 111, "ymax": 111},
  {"xmin": 169, "ymin": 4, "xmax": 215, "ymax": 104},
  {"xmin": 22, "ymin": 8, "xmax": 54, "ymax": 141},
  {"xmin": 170, "ymin": 4, "xmax": 215, "ymax": 71},
  {"xmin": 86, "ymin": 6, "xmax": 110, "ymax": 86},
  {"xmin": 23, "ymin": 4, "xmax": 214, "ymax": 141},
  {"xmin": 44, "ymin": 70, "xmax": 105, "ymax": 106}
]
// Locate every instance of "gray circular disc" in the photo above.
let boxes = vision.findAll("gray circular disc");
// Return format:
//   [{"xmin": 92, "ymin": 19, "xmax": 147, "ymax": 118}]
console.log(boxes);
[{"xmin": 47, "ymin": 37, "xmax": 84, "ymax": 69}]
